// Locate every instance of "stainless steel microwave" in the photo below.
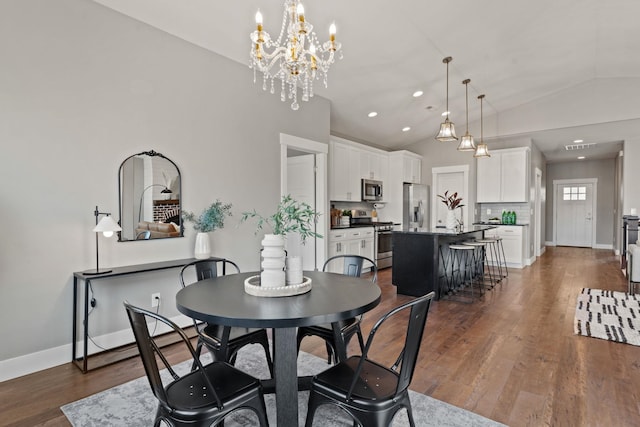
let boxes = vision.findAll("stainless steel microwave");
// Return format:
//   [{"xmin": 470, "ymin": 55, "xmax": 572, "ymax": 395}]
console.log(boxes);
[{"xmin": 362, "ymin": 179, "xmax": 383, "ymax": 201}]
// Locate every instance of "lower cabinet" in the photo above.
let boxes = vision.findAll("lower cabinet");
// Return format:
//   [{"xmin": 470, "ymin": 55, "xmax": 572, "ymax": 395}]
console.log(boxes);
[
  {"xmin": 486, "ymin": 225, "xmax": 526, "ymax": 268},
  {"xmin": 328, "ymin": 228, "xmax": 375, "ymax": 273}
]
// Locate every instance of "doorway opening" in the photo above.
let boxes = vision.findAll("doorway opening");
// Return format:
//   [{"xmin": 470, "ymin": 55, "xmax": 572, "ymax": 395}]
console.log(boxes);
[{"xmin": 280, "ymin": 133, "xmax": 328, "ymax": 271}]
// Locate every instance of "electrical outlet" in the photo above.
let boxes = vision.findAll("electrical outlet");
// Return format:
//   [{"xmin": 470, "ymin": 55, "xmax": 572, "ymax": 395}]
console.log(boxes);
[
  {"xmin": 151, "ymin": 293, "xmax": 160, "ymax": 308},
  {"xmin": 486, "ymin": 209, "xmax": 492, "ymax": 215}
]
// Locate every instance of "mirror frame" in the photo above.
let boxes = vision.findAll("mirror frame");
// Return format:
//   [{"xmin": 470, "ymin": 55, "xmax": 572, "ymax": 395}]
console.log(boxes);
[{"xmin": 117, "ymin": 149, "xmax": 183, "ymax": 242}]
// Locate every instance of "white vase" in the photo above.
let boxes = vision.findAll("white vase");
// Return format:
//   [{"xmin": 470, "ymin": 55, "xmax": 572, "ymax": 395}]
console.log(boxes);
[
  {"xmin": 286, "ymin": 255, "xmax": 303, "ymax": 285},
  {"xmin": 445, "ymin": 210, "xmax": 457, "ymax": 230},
  {"xmin": 194, "ymin": 232, "xmax": 211, "ymax": 259},
  {"xmin": 261, "ymin": 234, "xmax": 286, "ymax": 287}
]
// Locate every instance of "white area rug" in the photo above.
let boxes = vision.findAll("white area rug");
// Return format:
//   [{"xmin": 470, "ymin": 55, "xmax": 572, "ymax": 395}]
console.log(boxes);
[
  {"xmin": 61, "ymin": 348, "xmax": 507, "ymax": 426},
  {"xmin": 574, "ymin": 288, "xmax": 640, "ymax": 346}
]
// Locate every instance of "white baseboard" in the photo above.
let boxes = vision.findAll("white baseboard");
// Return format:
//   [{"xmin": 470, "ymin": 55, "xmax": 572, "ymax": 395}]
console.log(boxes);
[
  {"xmin": 0, "ymin": 314, "xmax": 193, "ymax": 383},
  {"xmin": 545, "ymin": 241, "xmax": 555, "ymax": 246},
  {"xmin": 593, "ymin": 243, "xmax": 613, "ymax": 250}
]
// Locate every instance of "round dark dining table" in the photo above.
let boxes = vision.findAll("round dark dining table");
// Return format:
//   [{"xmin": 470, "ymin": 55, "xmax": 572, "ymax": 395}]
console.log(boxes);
[{"xmin": 176, "ymin": 270, "xmax": 381, "ymax": 427}]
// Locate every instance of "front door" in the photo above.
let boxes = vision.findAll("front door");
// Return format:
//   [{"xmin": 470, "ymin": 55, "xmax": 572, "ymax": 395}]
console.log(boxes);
[{"xmin": 556, "ymin": 182, "xmax": 594, "ymax": 247}]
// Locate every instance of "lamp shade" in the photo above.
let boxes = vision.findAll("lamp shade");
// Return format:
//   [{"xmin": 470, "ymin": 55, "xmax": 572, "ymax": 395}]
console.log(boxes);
[
  {"xmin": 457, "ymin": 133, "xmax": 476, "ymax": 151},
  {"xmin": 474, "ymin": 143, "xmax": 491, "ymax": 158},
  {"xmin": 93, "ymin": 215, "xmax": 122, "ymax": 233},
  {"xmin": 435, "ymin": 119, "xmax": 458, "ymax": 142}
]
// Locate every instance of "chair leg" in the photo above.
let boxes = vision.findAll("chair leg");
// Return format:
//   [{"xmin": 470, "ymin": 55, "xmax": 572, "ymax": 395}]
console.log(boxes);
[
  {"xmin": 259, "ymin": 338, "xmax": 274, "ymax": 377},
  {"xmin": 191, "ymin": 338, "xmax": 205, "ymax": 371}
]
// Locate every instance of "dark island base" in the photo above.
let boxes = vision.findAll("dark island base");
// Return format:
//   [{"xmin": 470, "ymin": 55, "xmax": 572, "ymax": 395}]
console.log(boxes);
[{"xmin": 392, "ymin": 227, "xmax": 493, "ymax": 298}]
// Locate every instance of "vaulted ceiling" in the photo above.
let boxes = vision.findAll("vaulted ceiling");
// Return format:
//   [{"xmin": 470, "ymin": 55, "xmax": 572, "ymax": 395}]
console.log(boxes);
[{"xmin": 93, "ymin": 0, "xmax": 640, "ymax": 162}]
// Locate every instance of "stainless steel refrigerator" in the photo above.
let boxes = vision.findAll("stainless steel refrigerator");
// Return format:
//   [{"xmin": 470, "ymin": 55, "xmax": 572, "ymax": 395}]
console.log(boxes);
[{"xmin": 403, "ymin": 183, "xmax": 429, "ymax": 228}]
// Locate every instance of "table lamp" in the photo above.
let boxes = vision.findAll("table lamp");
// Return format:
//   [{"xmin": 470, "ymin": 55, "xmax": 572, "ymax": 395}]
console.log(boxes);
[{"xmin": 84, "ymin": 206, "xmax": 122, "ymax": 276}]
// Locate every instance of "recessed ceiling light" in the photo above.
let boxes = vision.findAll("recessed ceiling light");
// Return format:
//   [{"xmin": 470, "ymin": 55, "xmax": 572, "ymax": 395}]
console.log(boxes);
[
  {"xmin": 574, "ymin": 139, "xmax": 584, "ymax": 143},
  {"xmin": 368, "ymin": 111, "xmax": 378, "ymax": 118},
  {"xmin": 413, "ymin": 90, "xmax": 423, "ymax": 98},
  {"xmin": 578, "ymin": 156, "xmax": 585, "ymax": 160},
  {"xmin": 402, "ymin": 127, "xmax": 411, "ymax": 132}
]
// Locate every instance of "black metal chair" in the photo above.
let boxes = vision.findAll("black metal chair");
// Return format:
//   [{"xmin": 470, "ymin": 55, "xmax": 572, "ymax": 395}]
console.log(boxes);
[
  {"xmin": 123, "ymin": 301, "xmax": 269, "ymax": 427},
  {"xmin": 297, "ymin": 255, "xmax": 377, "ymax": 364},
  {"xmin": 304, "ymin": 291, "xmax": 435, "ymax": 427},
  {"xmin": 179, "ymin": 259, "xmax": 273, "ymax": 376}
]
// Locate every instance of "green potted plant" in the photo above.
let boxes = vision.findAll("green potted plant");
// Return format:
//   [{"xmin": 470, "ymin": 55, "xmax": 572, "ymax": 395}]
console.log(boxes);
[
  {"xmin": 183, "ymin": 200, "xmax": 232, "ymax": 259},
  {"xmin": 241, "ymin": 195, "xmax": 322, "ymax": 287}
]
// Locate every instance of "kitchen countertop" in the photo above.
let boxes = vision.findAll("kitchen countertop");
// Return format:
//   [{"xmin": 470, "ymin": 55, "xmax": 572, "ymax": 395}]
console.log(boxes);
[
  {"xmin": 395, "ymin": 225, "xmax": 496, "ymax": 236},
  {"xmin": 474, "ymin": 222, "xmax": 529, "ymax": 226}
]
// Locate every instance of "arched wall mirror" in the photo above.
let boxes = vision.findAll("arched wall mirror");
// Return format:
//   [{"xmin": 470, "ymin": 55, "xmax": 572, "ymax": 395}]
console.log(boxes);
[{"xmin": 118, "ymin": 150, "xmax": 183, "ymax": 241}]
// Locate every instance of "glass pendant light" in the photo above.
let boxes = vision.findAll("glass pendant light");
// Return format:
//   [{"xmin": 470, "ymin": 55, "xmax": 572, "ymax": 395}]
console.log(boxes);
[
  {"xmin": 457, "ymin": 78, "xmax": 476, "ymax": 151},
  {"xmin": 435, "ymin": 57, "xmax": 458, "ymax": 142},
  {"xmin": 474, "ymin": 94, "xmax": 490, "ymax": 158}
]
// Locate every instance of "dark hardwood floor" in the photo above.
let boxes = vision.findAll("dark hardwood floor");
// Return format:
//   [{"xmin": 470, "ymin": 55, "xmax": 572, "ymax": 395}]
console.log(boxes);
[{"xmin": 2, "ymin": 246, "xmax": 639, "ymax": 427}]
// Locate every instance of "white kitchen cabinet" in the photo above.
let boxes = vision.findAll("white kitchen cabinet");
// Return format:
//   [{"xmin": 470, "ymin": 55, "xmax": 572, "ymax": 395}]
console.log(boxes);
[
  {"xmin": 360, "ymin": 151, "xmax": 388, "ymax": 184},
  {"xmin": 327, "ymin": 228, "xmax": 375, "ymax": 273},
  {"xmin": 403, "ymin": 155, "xmax": 422, "ymax": 184},
  {"xmin": 477, "ymin": 147, "xmax": 529, "ymax": 203},
  {"xmin": 486, "ymin": 225, "xmax": 527, "ymax": 268},
  {"xmin": 330, "ymin": 141, "xmax": 360, "ymax": 201},
  {"xmin": 389, "ymin": 151, "xmax": 422, "ymax": 184},
  {"xmin": 330, "ymin": 138, "xmax": 389, "ymax": 202}
]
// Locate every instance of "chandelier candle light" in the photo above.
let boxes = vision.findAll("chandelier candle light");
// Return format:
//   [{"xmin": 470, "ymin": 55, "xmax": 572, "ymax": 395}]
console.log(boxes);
[
  {"xmin": 474, "ymin": 94, "xmax": 491, "ymax": 158},
  {"xmin": 250, "ymin": 0, "xmax": 342, "ymax": 110},
  {"xmin": 435, "ymin": 56, "xmax": 458, "ymax": 142},
  {"xmin": 457, "ymin": 78, "xmax": 476, "ymax": 151}
]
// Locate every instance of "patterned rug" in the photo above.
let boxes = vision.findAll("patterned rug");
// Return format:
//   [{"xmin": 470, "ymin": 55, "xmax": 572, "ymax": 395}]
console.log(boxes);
[
  {"xmin": 574, "ymin": 288, "xmax": 640, "ymax": 346},
  {"xmin": 61, "ymin": 348, "xmax": 506, "ymax": 427}
]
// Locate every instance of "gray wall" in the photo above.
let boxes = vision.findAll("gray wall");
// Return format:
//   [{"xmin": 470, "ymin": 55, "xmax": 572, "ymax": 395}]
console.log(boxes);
[
  {"xmin": 0, "ymin": 0, "xmax": 330, "ymax": 373},
  {"xmin": 545, "ymin": 159, "xmax": 616, "ymax": 246}
]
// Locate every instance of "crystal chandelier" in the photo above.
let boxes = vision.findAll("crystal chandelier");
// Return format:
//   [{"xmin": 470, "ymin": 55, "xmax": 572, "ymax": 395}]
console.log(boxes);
[
  {"xmin": 474, "ymin": 94, "xmax": 491, "ymax": 158},
  {"xmin": 457, "ymin": 78, "xmax": 476, "ymax": 151},
  {"xmin": 435, "ymin": 56, "xmax": 458, "ymax": 142},
  {"xmin": 250, "ymin": 1, "xmax": 342, "ymax": 110}
]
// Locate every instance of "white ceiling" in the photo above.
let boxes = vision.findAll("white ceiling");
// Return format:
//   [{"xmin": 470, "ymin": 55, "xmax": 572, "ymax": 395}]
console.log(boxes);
[{"xmin": 93, "ymin": 0, "xmax": 640, "ymax": 163}]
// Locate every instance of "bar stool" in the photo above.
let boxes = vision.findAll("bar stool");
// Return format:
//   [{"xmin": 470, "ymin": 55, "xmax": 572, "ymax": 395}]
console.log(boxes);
[
  {"xmin": 462, "ymin": 240, "xmax": 494, "ymax": 290},
  {"xmin": 475, "ymin": 237, "xmax": 503, "ymax": 286},
  {"xmin": 484, "ymin": 234, "xmax": 508, "ymax": 279},
  {"xmin": 445, "ymin": 244, "xmax": 478, "ymax": 302}
]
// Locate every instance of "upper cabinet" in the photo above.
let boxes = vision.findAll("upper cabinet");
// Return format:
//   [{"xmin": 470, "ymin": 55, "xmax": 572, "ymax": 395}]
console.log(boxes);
[
  {"xmin": 389, "ymin": 151, "xmax": 422, "ymax": 184},
  {"xmin": 329, "ymin": 138, "xmax": 389, "ymax": 202},
  {"xmin": 477, "ymin": 147, "xmax": 530, "ymax": 203},
  {"xmin": 359, "ymin": 150, "xmax": 388, "ymax": 183}
]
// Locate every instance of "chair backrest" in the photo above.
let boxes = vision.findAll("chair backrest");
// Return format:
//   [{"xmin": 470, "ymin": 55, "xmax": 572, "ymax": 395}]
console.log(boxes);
[
  {"xmin": 322, "ymin": 254, "xmax": 378, "ymax": 283},
  {"xmin": 123, "ymin": 301, "xmax": 221, "ymax": 409},
  {"xmin": 136, "ymin": 230, "xmax": 151, "ymax": 240},
  {"xmin": 179, "ymin": 259, "xmax": 240, "ymax": 288},
  {"xmin": 346, "ymin": 291, "xmax": 435, "ymax": 399}
]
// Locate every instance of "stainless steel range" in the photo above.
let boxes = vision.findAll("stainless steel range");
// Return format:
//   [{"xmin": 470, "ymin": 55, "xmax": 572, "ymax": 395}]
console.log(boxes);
[
  {"xmin": 372, "ymin": 222, "xmax": 394, "ymax": 269},
  {"xmin": 350, "ymin": 211, "xmax": 394, "ymax": 269}
]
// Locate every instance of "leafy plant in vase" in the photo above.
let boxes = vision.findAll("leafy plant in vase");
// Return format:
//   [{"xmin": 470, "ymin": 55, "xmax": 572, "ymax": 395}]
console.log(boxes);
[
  {"xmin": 438, "ymin": 191, "xmax": 464, "ymax": 230},
  {"xmin": 241, "ymin": 195, "xmax": 322, "ymax": 287},
  {"xmin": 183, "ymin": 200, "xmax": 232, "ymax": 259}
]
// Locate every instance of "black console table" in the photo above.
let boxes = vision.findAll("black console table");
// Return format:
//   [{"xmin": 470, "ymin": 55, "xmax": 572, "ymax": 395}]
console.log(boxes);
[{"xmin": 72, "ymin": 257, "xmax": 223, "ymax": 373}]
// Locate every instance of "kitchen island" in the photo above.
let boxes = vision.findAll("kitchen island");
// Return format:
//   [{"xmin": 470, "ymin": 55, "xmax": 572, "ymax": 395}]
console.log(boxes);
[{"xmin": 392, "ymin": 225, "xmax": 496, "ymax": 298}]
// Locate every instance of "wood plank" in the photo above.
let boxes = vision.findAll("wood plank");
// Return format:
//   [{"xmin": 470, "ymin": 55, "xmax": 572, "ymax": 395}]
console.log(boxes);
[{"xmin": 3, "ymin": 247, "xmax": 640, "ymax": 426}]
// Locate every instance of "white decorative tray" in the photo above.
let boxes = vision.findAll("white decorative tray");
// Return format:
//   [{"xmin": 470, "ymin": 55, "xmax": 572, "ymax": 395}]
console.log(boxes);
[{"xmin": 244, "ymin": 275, "xmax": 312, "ymax": 297}]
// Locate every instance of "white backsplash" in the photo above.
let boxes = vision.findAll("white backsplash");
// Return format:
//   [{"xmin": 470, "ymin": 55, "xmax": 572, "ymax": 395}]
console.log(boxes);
[{"xmin": 478, "ymin": 203, "xmax": 530, "ymax": 224}]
